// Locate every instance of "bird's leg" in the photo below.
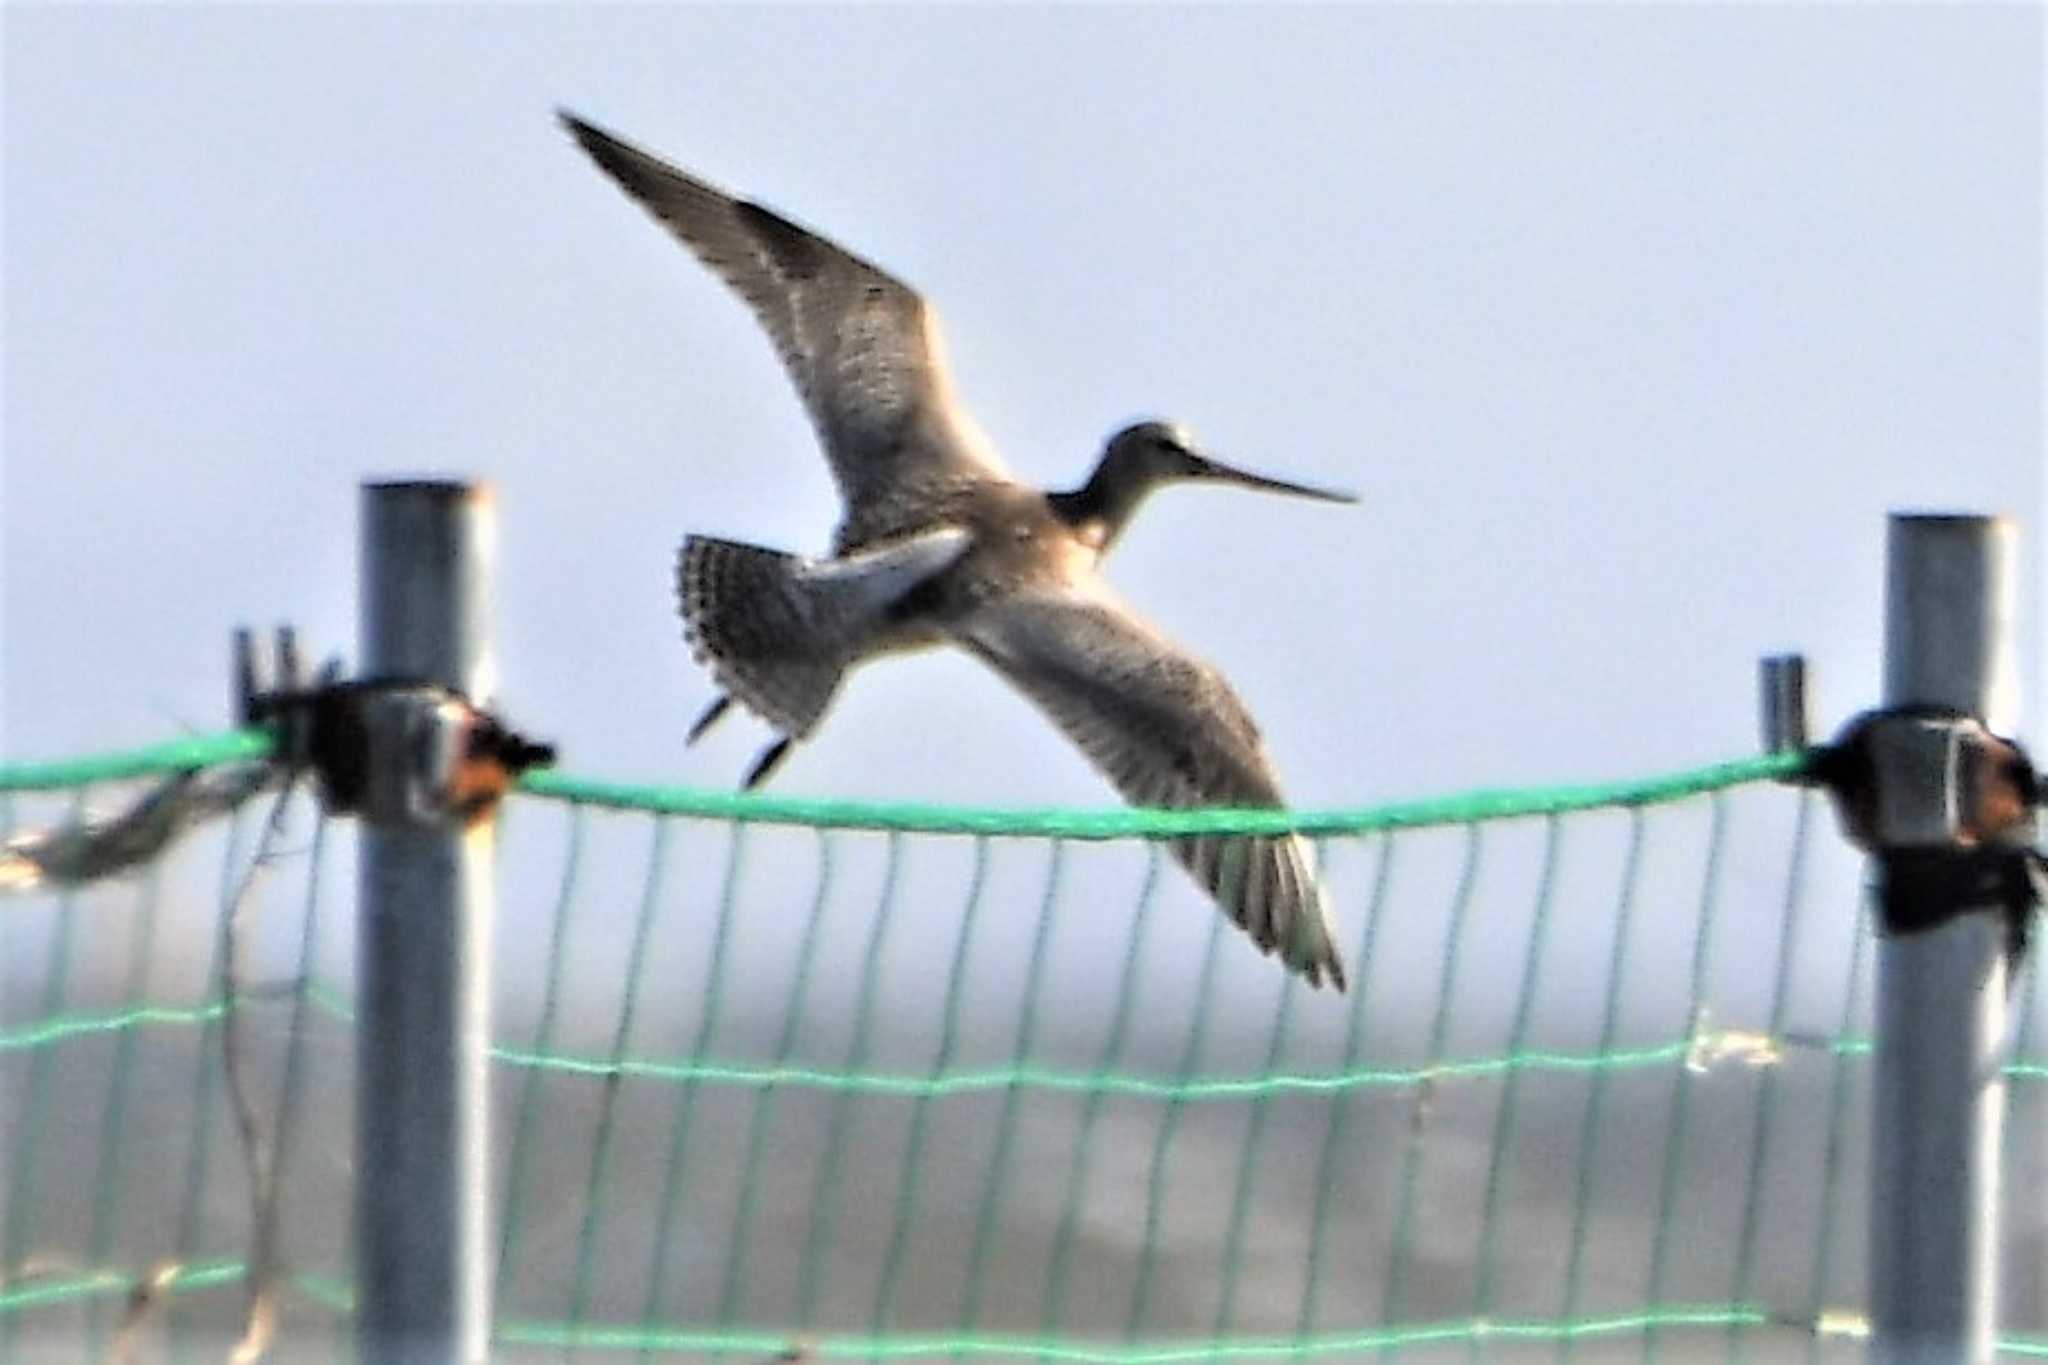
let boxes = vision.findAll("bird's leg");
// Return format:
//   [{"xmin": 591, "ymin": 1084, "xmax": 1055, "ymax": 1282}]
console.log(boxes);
[
  {"xmin": 741, "ymin": 737, "xmax": 794, "ymax": 791},
  {"xmin": 686, "ymin": 694, "xmax": 733, "ymax": 745}
]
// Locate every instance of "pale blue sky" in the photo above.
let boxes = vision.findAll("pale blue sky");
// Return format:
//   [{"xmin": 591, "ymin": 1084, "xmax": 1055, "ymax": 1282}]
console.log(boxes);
[{"xmin": 3, "ymin": 6, "xmax": 2040, "ymax": 1018}]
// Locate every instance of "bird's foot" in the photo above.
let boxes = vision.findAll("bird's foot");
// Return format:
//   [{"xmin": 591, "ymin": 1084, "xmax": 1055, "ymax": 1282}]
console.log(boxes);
[
  {"xmin": 687, "ymin": 694, "xmax": 732, "ymax": 745},
  {"xmin": 741, "ymin": 737, "xmax": 794, "ymax": 790}
]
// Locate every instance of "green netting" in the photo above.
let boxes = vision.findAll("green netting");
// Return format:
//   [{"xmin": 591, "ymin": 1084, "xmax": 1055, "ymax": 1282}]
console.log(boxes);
[
  {"xmin": 13, "ymin": 993, "xmax": 2048, "ymax": 1088},
  {"xmin": 2, "ymin": 734, "xmax": 2045, "ymax": 1362},
  {"xmin": 518, "ymin": 753, "xmax": 1808, "ymax": 835},
  {"xmin": 0, "ymin": 730, "xmax": 274, "ymax": 790}
]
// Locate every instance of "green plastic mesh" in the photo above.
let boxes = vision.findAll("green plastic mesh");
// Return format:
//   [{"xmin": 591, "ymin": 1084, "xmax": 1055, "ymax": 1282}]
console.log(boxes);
[{"xmin": 1, "ymin": 733, "xmax": 2045, "ymax": 1362}]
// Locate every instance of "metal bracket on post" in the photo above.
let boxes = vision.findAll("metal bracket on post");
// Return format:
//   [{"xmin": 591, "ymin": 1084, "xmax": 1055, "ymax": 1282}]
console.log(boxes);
[
  {"xmin": 1759, "ymin": 654, "xmax": 2040, "ymax": 958},
  {"xmin": 359, "ymin": 687, "xmax": 516, "ymax": 827},
  {"xmin": 1791, "ymin": 706, "xmax": 2040, "ymax": 959},
  {"xmin": 1766, "ymin": 514, "xmax": 2029, "ymax": 1365},
  {"xmin": 237, "ymin": 626, "xmax": 554, "ymax": 827},
  {"xmin": 1759, "ymin": 653, "xmax": 1811, "ymax": 758}
]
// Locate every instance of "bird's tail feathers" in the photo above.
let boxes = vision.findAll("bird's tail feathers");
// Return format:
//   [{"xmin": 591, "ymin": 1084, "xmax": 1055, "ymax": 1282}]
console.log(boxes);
[
  {"xmin": 676, "ymin": 527, "xmax": 971, "ymax": 739},
  {"xmin": 676, "ymin": 537, "xmax": 852, "ymax": 738}
]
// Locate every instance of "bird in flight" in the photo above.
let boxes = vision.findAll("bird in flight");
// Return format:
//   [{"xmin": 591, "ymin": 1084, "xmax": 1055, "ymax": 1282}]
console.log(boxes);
[{"xmin": 561, "ymin": 111, "xmax": 1357, "ymax": 989}]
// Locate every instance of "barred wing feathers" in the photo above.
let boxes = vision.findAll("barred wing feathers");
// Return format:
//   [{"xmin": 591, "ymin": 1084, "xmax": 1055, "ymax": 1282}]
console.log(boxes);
[
  {"xmin": 560, "ymin": 112, "xmax": 1009, "ymax": 521},
  {"xmin": 960, "ymin": 590, "xmax": 1346, "ymax": 990}
]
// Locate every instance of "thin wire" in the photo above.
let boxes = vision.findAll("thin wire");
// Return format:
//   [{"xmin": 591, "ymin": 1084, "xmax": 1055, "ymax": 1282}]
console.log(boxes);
[
  {"xmin": 489, "ymin": 1037, "xmax": 1888, "ymax": 1094},
  {"xmin": 872, "ymin": 837, "xmax": 994, "ymax": 1352},
  {"xmin": 795, "ymin": 831, "xmax": 905, "ymax": 1329},
  {"xmin": 0, "ymin": 1259, "xmax": 1836, "ymax": 1358},
  {"xmin": 83, "ymin": 846, "xmax": 167, "ymax": 1361},
  {"xmin": 0, "ymin": 788, "xmax": 85, "ymax": 1365},
  {"xmin": 1644, "ymin": 791, "xmax": 1729, "ymax": 1365},
  {"xmin": 1728, "ymin": 791, "xmax": 1816, "ymax": 1363},
  {"xmin": 1041, "ymin": 846, "xmax": 1166, "ymax": 1348},
  {"xmin": 1470, "ymin": 815, "xmax": 1565, "ymax": 1350},
  {"xmin": 167, "ymin": 797, "xmax": 249, "ymax": 1364},
  {"xmin": 219, "ymin": 778, "xmax": 305, "ymax": 1360},
  {"xmin": 1380, "ymin": 824, "xmax": 1483, "ymax": 1341},
  {"xmin": 956, "ymin": 839, "xmax": 1067, "ymax": 1354},
  {"xmin": 711, "ymin": 828, "xmax": 837, "ymax": 1344},
  {"xmin": 567, "ymin": 816, "xmax": 672, "ymax": 1355},
  {"xmin": 10, "ymin": 992, "xmax": 1945, "ymax": 1087},
  {"xmin": 494, "ymin": 804, "xmax": 587, "ymax": 1310},
  {"xmin": 639, "ymin": 823, "xmax": 748, "ymax": 1325},
  {"xmin": 1805, "ymin": 895, "xmax": 1871, "ymax": 1365},
  {"xmin": 1125, "ymin": 899, "xmax": 1229, "ymax": 1340},
  {"xmin": 1213, "ymin": 965, "xmax": 1300, "ymax": 1336},
  {"xmin": 1558, "ymin": 810, "xmax": 1647, "ymax": 1362},
  {"xmin": 2009, "ymin": 933, "xmax": 2046, "ymax": 1311},
  {"xmin": 269, "ymin": 813, "xmax": 332, "ymax": 1362},
  {"xmin": 1296, "ymin": 833, "xmax": 1394, "ymax": 1337},
  {"xmin": 492, "ymin": 1303, "xmax": 1801, "ymax": 1359}
]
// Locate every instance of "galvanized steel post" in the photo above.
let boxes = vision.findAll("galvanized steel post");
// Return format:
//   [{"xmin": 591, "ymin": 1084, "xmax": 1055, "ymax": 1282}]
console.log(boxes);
[
  {"xmin": 1870, "ymin": 513, "xmax": 2017, "ymax": 1365},
  {"xmin": 356, "ymin": 482, "xmax": 496, "ymax": 1363}
]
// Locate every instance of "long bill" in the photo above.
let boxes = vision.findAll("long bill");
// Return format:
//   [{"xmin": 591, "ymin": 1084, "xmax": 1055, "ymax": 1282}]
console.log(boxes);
[{"xmin": 1193, "ymin": 454, "xmax": 1359, "ymax": 504}]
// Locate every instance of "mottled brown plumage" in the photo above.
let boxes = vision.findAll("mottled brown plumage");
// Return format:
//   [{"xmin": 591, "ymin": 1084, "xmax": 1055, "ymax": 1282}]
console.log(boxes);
[{"xmin": 563, "ymin": 110, "xmax": 1357, "ymax": 988}]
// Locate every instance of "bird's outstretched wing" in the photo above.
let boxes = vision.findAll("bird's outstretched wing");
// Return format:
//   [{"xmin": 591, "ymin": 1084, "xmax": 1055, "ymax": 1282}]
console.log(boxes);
[
  {"xmin": 958, "ymin": 589, "xmax": 1347, "ymax": 990},
  {"xmin": 560, "ymin": 112, "xmax": 1009, "ymax": 522}
]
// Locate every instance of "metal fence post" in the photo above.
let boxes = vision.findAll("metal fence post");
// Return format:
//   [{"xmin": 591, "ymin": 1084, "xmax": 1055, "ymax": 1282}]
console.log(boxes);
[
  {"xmin": 357, "ymin": 482, "xmax": 497, "ymax": 1363},
  {"xmin": 1871, "ymin": 513, "xmax": 2018, "ymax": 1365}
]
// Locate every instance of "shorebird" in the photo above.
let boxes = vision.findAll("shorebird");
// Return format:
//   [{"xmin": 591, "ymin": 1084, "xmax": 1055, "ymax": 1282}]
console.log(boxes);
[{"xmin": 562, "ymin": 111, "xmax": 1357, "ymax": 989}]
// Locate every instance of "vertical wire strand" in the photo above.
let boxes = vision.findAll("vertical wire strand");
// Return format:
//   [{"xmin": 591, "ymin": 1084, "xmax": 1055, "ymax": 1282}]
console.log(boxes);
[
  {"xmin": 1124, "ymin": 898, "xmax": 1229, "ymax": 1340},
  {"xmin": 167, "ymin": 797, "xmax": 249, "ymax": 1363},
  {"xmin": 1379, "ymin": 824, "xmax": 1483, "ymax": 1344},
  {"xmin": 1212, "ymin": 960, "xmax": 1301, "ymax": 1335},
  {"xmin": 1213, "ymin": 833, "xmax": 1331, "ymax": 1334},
  {"xmin": 710, "ymin": 828, "xmax": 838, "ymax": 1347},
  {"xmin": 871, "ymin": 837, "xmax": 994, "ymax": 1350},
  {"xmin": 321, "ymin": 827, "xmax": 355, "ymax": 1365},
  {"xmin": 567, "ymin": 816, "xmax": 673, "ymax": 1353},
  {"xmin": 2006, "ymin": 931, "xmax": 2044, "ymax": 1323},
  {"xmin": 1296, "ymin": 832, "xmax": 1397, "ymax": 1337},
  {"xmin": 1, "ymin": 788, "xmax": 86, "ymax": 1363},
  {"xmin": 83, "ymin": 846, "xmax": 168, "ymax": 1360},
  {"xmin": 1644, "ymin": 791, "xmax": 1730, "ymax": 1365},
  {"xmin": 494, "ymin": 804, "xmax": 587, "ymax": 1312},
  {"xmin": 267, "ymin": 811, "xmax": 330, "ymax": 1345},
  {"xmin": 794, "ymin": 831, "xmax": 906, "ymax": 1330},
  {"xmin": 219, "ymin": 779, "xmax": 305, "ymax": 1359},
  {"xmin": 956, "ymin": 839, "xmax": 1067, "ymax": 1354},
  {"xmin": 1805, "ymin": 891, "xmax": 1872, "ymax": 1359},
  {"xmin": 1557, "ymin": 809, "xmax": 1647, "ymax": 1361},
  {"xmin": 1040, "ymin": 846, "xmax": 1165, "ymax": 1345},
  {"xmin": 640, "ymin": 822, "xmax": 749, "ymax": 1332},
  {"xmin": 1728, "ymin": 791, "xmax": 1815, "ymax": 1361},
  {"xmin": 1469, "ymin": 815, "xmax": 1565, "ymax": 1353}
]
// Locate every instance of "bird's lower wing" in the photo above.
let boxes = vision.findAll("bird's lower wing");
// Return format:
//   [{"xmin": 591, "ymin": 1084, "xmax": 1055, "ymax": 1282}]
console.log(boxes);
[{"xmin": 957, "ymin": 590, "xmax": 1347, "ymax": 990}]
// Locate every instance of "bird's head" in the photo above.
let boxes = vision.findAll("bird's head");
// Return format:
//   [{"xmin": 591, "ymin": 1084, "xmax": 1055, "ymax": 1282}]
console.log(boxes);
[
  {"xmin": 1056, "ymin": 420, "xmax": 1355, "ymax": 555},
  {"xmin": 1098, "ymin": 419, "xmax": 1358, "ymax": 505}
]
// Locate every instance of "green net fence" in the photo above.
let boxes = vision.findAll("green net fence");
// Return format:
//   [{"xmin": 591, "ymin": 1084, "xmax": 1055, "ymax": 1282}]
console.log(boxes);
[{"xmin": 3, "ymin": 733, "xmax": 2045, "ymax": 1361}]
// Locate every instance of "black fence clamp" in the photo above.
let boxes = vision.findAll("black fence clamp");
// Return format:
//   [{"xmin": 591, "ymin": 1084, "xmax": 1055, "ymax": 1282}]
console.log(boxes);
[
  {"xmin": 1, "ymin": 628, "xmax": 555, "ymax": 892},
  {"xmin": 238, "ymin": 626, "xmax": 555, "ymax": 824},
  {"xmin": 1761, "ymin": 654, "xmax": 2040, "ymax": 960}
]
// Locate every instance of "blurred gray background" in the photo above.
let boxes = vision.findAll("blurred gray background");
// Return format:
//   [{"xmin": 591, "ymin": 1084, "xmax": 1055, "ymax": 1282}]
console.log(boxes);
[{"xmin": 3, "ymin": 5, "xmax": 2042, "ymax": 1361}]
